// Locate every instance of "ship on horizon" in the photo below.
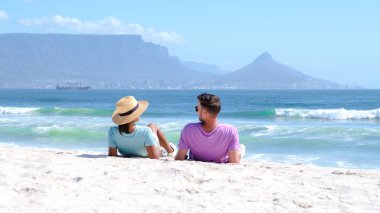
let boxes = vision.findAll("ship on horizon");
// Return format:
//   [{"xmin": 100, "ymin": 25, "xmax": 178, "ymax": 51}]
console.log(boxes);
[{"xmin": 56, "ymin": 83, "xmax": 90, "ymax": 90}]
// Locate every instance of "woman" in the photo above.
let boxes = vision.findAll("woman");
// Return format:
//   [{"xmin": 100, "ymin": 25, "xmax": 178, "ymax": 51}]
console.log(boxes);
[{"xmin": 108, "ymin": 96, "xmax": 176, "ymax": 159}]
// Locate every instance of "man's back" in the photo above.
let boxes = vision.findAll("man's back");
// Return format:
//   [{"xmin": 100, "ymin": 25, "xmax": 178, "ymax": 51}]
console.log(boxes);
[{"xmin": 178, "ymin": 122, "xmax": 239, "ymax": 163}]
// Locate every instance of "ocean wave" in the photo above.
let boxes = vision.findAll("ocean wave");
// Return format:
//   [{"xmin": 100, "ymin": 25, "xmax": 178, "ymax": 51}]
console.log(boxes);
[
  {"xmin": 37, "ymin": 107, "xmax": 113, "ymax": 116},
  {"xmin": 0, "ymin": 106, "xmax": 112, "ymax": 116},
  {"xmin": 0, "ymin": 106, "xmax": 39, "ymax": 114},
  {"xmin": 275, "ymin": 108, "xmax": 380, "ymax": 120},
  {"xmin": 0, "ymin": 106, "xmax": 277, "ymax": 118},
  {"xmin": 249, "ymin": 125, "xmax": 279, "ymax": 137},
  {"xmin": 0, "ymin": 125, "xmax": 106, "ymax": 140},
  {"xmin": 2, "ymin": 105, "xmax": 380, "ymax": 120},
  {"xmin": 222, "ymin": 108, "xmax": 380, "ymax": 120},
  {"xmin": 221, "ymin": 109, "xmax": 276, "ymax": 118}
]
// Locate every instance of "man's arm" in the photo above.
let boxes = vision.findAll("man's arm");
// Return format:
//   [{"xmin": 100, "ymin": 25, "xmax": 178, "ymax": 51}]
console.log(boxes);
[
  {"xmin": 108, "ymin": 147, "xmax": 118, "ymax": 157},
  {"xmin": 228, "ymin": 150, "xmax": 240, "ymax": 163},
  {"xmin": 175, "ymin": 149, "xmax": 188, "ymax": 160},
  {"xmin": 227, "ymin": 126, "xmax": 241, "ymax": 163}
]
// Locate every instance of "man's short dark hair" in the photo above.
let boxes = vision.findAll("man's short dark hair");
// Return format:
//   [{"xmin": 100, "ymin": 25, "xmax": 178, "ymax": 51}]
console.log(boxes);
[{"xmin": 197, "ymin": 93, "xmax": 221, "ymax": 116}]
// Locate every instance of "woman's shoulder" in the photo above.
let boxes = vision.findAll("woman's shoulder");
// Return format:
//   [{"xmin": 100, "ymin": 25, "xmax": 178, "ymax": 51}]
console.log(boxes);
[
  {"xmin": 108, "ymin": 126, "xmax": 119, "ymax": 139},
  {"xmin": 109, "ymin": 126, "xmax": 119, "ymax": 132},
  {"xmin": 135, "ymin": 125, "xmax": 152, "ymax": 134}
]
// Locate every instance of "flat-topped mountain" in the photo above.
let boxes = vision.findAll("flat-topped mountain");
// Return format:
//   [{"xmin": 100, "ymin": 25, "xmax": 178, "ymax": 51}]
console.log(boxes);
[
  {"xmin": 0, "ymin": 33, "xmax": 356, "ymax": 89},
  {"xmin": 0, "ymin": 33, "xmax": 208, "ymax": 88}
]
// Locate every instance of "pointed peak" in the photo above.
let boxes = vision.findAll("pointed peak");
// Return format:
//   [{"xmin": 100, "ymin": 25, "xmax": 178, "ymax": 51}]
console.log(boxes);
[{"xmin": 254, "ymin": 52, "xmax": 274, "ymax": 63}]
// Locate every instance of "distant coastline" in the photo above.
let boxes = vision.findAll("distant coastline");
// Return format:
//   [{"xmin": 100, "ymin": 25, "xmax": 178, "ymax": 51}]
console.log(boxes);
[{"xmin": 56, "ymin": 84, "xmax": 90, "ymax": 90}]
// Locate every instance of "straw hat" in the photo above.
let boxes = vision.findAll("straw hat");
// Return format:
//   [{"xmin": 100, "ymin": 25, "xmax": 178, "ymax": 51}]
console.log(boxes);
[{"xmin": 112, "ymin": 96, "xmax": 149, "ymax": 125}]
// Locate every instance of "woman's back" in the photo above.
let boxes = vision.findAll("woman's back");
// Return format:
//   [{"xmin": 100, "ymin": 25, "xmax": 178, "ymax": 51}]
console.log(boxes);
[{"xmin": 108, "ymin": 125, "xmax": 158, "ymax": 157}]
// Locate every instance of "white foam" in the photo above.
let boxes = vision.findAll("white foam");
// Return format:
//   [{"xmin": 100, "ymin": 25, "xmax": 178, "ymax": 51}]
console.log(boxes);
[
  {"xmin": 247, "ymin": 154, "xmax": 265, "ymax": 159},
  {"xmin": 33, "ymin": 125, "xmax": 61, "ymax": 134},
  {"xmin": 245, "ymin": 154, "xmax": 320, "ymax": 165},
  {"xmin": 335, "ymin": 161, "xmax": 349, "ymax": 167},
  {"xmin": 284, "ymin": 155, "xmax": 320, "ymax": 164},
  {"xmin": 0, "ymin": 142, "xmax": 21, "ymax": 148},
  {"xmin": 0, "ymin": 106, "xmax": 39, "ymax": 114},
  {"xmin": 0, "ymin": 118, "xmax": 13, "ymax": 123},
  {"xmin": 275, "ymin": 108, "xmax": 380, "ymax": 120}
]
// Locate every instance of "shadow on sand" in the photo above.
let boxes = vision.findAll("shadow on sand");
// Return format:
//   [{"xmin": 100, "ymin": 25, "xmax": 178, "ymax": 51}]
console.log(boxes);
[{"xmin": 77, "ymin": 154, "xmax": 108, "ymax": 159}]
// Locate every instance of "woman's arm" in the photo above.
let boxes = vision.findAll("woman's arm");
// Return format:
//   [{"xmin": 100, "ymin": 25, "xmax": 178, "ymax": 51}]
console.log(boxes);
[
  {"xmin": 146, "ymin": 145, "xmax": 160, "ymax": 159},
  {"xmin": 108, "ymin": 147, "xmax": 118, "ymax": 157}
]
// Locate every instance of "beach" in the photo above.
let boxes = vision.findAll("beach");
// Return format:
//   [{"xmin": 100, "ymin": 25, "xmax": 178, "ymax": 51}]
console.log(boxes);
[{"xmin": 1, "ymin": 145, "xmax": 379, "ymax": 213}]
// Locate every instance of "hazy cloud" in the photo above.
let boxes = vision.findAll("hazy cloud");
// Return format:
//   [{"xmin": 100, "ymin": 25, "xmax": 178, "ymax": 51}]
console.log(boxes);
[
  {"xmin": 147, "ymin": 28, "xmax": 185, "ymax": 45},
  {"xmin": 0, "ymin": 10, "xmax": 9, "ymax": 20},
  {"xmin": 18, "ymin": 15, "xmax": 185, "ymax": 45}
]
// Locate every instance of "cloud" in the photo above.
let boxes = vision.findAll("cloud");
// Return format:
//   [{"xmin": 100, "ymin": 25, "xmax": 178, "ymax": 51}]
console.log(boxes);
[
  {"xmin": 18, "ymin": 15, "xmax": 185, "ymax": 45},
  {"xmin": 147, "ymin": 29, "xmax": 185, "ymax": 45},
  {"xmin": 0, "ymin": 10, "xmax": 9, "ymax": 20}
]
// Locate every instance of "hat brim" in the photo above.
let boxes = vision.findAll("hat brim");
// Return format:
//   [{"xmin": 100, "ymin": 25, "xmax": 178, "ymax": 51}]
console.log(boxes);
[{"xmin": 111, "ymin": 101, "xmax": 149, "ymax": 125}]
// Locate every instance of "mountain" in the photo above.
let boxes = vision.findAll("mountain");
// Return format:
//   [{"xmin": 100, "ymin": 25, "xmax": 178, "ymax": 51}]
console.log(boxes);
[
  {"xmin": 0, "ymin": 33, "xmax": 357, "ymax": 89},
  {"xmin": 206, "ymin": 52, "xmax": 353, "ymax": 89},
  {"xmin": 182, "ymin": 61, "xmax": 228, "ymax": 75},
  {"xmin": 0, "ymin": 33, "xmax": 209, "ymax": 88}
]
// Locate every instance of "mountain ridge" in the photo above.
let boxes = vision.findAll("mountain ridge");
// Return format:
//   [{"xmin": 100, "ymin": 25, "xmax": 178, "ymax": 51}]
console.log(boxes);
[
  {"xmin": 203, "ymin": 52, "xmax": 348, "ymax": 89},
  {"xmin": 0, "ymin": 33, "xmax": 358, "ymax": 89}
]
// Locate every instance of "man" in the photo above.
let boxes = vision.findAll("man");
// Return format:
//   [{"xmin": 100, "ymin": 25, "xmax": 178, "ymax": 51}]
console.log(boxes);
[{"xmin": 175, "ymin": 93, "xmax": 243, "ymax": 163}]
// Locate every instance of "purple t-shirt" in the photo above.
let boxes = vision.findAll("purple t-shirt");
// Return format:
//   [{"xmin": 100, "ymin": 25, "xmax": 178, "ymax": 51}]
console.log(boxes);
[{"xmin": 178, "ymin": 122, "xmax": 240, "ymax": 163}]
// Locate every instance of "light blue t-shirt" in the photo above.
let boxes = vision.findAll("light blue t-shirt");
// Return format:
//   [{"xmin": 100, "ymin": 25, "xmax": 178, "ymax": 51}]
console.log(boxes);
[{"xmin": 108, "ymin": 126, "xmax": 158, "ymax": 157}]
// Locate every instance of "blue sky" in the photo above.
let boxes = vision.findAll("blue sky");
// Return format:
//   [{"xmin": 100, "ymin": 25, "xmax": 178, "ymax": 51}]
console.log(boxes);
[{"xmin": 1, "ymin": 0, "xmax": 379, "ymax": 88}]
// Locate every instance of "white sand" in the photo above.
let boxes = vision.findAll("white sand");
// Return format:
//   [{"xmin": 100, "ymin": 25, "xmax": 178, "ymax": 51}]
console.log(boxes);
[{"xmin": 0, "ymin": 145, "xmax": 379, "ymax": 213}]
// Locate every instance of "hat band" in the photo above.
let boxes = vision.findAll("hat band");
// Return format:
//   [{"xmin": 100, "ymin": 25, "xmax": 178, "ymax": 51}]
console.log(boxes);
[{"xmin": 118, "ymin": 103, "xmax": 139, "ymax": 116}]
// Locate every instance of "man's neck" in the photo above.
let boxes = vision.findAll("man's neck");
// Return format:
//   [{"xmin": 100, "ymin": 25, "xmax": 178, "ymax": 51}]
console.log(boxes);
[{"xmin": 201, "ymin": 119, "xmax": 218, "ymax": 133}]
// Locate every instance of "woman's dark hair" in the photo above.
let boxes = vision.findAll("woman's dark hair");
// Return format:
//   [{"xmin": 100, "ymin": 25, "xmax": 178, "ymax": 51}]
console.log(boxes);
[
  {"xmin": 197, "ymin": 93, "xmax": 221, "ymax": 116},
  {"xmin": 118, "ymin": 122, "xmax": 131, "ymax": 134}
]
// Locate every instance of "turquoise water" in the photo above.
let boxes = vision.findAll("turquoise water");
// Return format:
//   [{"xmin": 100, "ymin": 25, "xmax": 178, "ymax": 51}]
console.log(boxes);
[{"xmin": 0, "ymin": 89, "xmax": 379, "ymax": 169}]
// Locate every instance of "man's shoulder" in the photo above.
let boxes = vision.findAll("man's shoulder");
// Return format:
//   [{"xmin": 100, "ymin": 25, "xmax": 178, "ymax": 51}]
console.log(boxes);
[
  {"xmin": 218, "ymin": 124, "xmax": 238, "ymax": 134},
  {"xmin": 218, "ymin": 123, "xmax": 237, "ymax": 130},
  {"xmin": 180, "ymin": 122, "xmax": 201, "ymax": 136},
  {"xmin": 183, "ymin": 122, "xmax": 201, "ymax": 130}
]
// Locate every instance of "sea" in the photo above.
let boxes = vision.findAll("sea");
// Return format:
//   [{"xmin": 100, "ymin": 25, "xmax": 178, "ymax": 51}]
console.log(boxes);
[{"xmin": 1, "ymin": 89, "xmax": 379, "ymax": 169}]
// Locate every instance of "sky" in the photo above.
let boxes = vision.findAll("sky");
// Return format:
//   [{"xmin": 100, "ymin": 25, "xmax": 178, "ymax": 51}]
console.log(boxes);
[{"xmin": 1, "ymin": 0, "xmax": 379, "ymax": 88}]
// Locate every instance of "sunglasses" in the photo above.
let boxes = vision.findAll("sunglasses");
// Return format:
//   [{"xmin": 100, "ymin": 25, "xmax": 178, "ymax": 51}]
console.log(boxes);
[{"xmin": 195, "ymin": 106, "xmax": 198, "ymax": 112}]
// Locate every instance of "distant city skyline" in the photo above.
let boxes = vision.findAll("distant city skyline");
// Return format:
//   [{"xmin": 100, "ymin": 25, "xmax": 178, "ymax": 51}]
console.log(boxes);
[{"xmin": 0, "ymin": 0, "xmax": 379, "ymax": 88}]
